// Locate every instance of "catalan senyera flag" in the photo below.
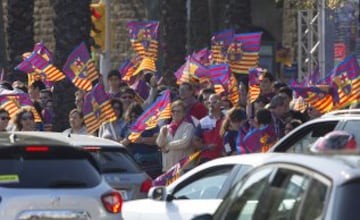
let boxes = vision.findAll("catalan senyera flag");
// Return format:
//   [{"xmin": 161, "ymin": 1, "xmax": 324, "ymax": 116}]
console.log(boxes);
[
  {"xmin": 23, "ymin": 42, "xmax": 65, "ymax": 82},
  {"xmin": 323, "ymin": 55, "xmax": 360, "ymax": 109},
  {"xmin": 228, "ymin": 32, "xmax": 262, "ymax": 74},
  {"xmin": 82, "ymin": 83, "xmax": 117, "ymax": 134},
  {"xmin": 128, "ymin": 21, "xmax": 159, "ymax": 59},
  {"xmin": 63, "ymin": 42, "xmax": 99, "ymax": 91},
  {"xmin": 248, "ymin": 67, "xmax": 267, "ymax": 103},
  {"xmin": 153, "ymin": 151, "xmax": 201, "ymax": 186},
  {"xmin": 210, "ymin": 29, "xmax": 235, "ymax": 64},
  {"xmin": 0, "ymin": 93, "xmax": 42, "ymax": 123},
  {"xmin": 128, "ymin": 89, "xmax": 171, "ymax": 142},
  {"xmin": 291, "ymin": 85, "xmax": 333, "ymax": 114}
]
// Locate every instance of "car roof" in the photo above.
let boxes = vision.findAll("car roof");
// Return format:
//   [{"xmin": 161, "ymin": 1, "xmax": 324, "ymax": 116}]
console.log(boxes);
[
  {"xmin": 321, "ymin": 109, "xmax": 360, "ymax": 118},
  {"xmin": 0, "ymin": 131, "xmax": 125, "ymax": 149},
  {"xmin": 258, "ymin": 153, "xmax": 360, "ymax": 185},
  {"xmin": 168, "ymin": 153, "xmax": 275, "ymax": 190}
]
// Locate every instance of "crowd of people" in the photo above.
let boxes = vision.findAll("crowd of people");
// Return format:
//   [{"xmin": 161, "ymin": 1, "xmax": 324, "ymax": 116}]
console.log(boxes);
[{"xmin": 0, "ymin": 68, "xmax": 326, "ymax": 179}]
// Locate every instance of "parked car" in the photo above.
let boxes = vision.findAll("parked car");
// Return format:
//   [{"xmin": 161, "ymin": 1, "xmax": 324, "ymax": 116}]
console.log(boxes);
[
  {"xmin": 5, "ymin": 131, "xmax": 153, "ymax": 201},
  {"xmin": 193, "ymin": 153, "xmax": 360, "ymax": 220},
  {"xmin": 122, "ymin": 153, "xmax": 274, "ymax": 220},
  {"xmin": 269, "ymin": 109, "xmax": 360, "ymax": 152},
  {"xmin": 0, "ymin": 143, "xmax": 123, "ymax": 220}
]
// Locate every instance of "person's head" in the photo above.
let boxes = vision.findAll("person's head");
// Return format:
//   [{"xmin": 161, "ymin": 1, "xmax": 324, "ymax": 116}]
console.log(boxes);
[
  {"xmin": 12, "ymin": 80, "xmax": 28, "ymax": 93},
  {"xmin": 28, "ymin": 80, "xmax": 46, "ymax": 100},
  {"xmin": 39, "ymin": 89, "xmax": 52, "ymax": 109},
  {"xmin": 254, "ymin": 95, "xmax": 269, "ymax": 114},
  {"xmin": 198, "ymin": 88, "xmax": 215, "ymax": 107},
  {"xmin": 120, "ymin": 87, "xmax": 136, "ymax": 110},
  {"xmin": 111, "ymin": 98, "xmax": 123, "ymax": 119},
  {"xmin": 284, "ymin": 119, "xmax": 302, "ymax": 135},
  {"xmin": 124, "ymin": 102, "xmax": 143, "ymax": 123},
  {"xmin": 238, "ymin": 80, "xmax": 249, "ymax": 107},
  {"xmin": 310, "ymin": 131, "xmax": 357, "ymax": 153},
  {"xmin": 278, "ymin": 86, "xmax": 293, "ymax": 103},
  {"xmin": 171, "ymin": 100, "xmax": 186, "ymax": 122},
  {"xmin": 68, "ymin": 108, "xmax": 84, "ymax": 130},
  {"xmin": 306, "ymin": 105, "xmax": 322, "ymax": 120},
  {"xmin": 255, "ymin": 108, "xmax": 272, "ymax": 127},
  {"xmin": 220, "ymin": 107, "xmax": 247, "ymax": 137},
  {"xmin": 75, "ymin": 90, "xmax": 86, "ymax": 111},
  {"xmin": 272, "ymin": 81, "xmax": 287, "ymax": 94},
  {"xmin": 179, "ymin": 82, "xmax": 195, "ymax": 101},
  {"xmin": 107, "ymin": 70, "xmax": 122, "ymax": 91},
  {"xmin": 260, "ymin": 72, "xmax": 274, "ymax": 95},
  {"xmin": 0, "ymin": 108, "xmax": 10, "ymax": 131},
  {"xmin": 221, "ymin": 97, "xmax": 233, "ymax": 110},
  {"xmin": 14, "ymin": 107, "xmax": 35, "ymax": 131},
  {"xmin": 208, "ymin": 94, "xmax": 222, "ymax": 116},
  {"xmin": 269, "ymin": 94, "xmax": 290, "ymax": 118}
]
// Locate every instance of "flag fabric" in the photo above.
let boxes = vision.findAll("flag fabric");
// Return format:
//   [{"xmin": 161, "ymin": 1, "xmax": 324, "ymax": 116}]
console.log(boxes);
[
  {"xmin": 63, "ymin": 42, "xmax": 100, "ymax": 91},
  {"xmin": 242, "ymin": 124, "xmax": 277, "ymax": 153},
  {"xmin": 248, "ymin": 67, "xmax": 267, "ymax": 103},
  {"xmin": 192, "ymin": 48, "xmax": 211, "ymax": 66},
  {"xmin": 0, "ymin": 93, "xmax": 42, "ymax": 122},
  {"xmin": 128, "ymin": 21, "xmax": 159, "ymax": 60},
  {"xmin": 228, "ymin": 32, "xmax": 262, "ymax": 74},
  {"xmin": 153, "ymin": 151, "xmax": 201, "ymax": 186},
  {"xmin": 132, "ymin": 57, "xmax": 157, "ymax": 77},
  {"xmin": 22, "ymin": 42, "xmax": 65, "ymax": 82},
  {"xmin": 119, "ymin": 56, "xmax": 142, "ymax": 83},
  {"xmin": 323, "ymin": 55, "xmax": 360, "ymax": 109},
  {"xmin": 275, "ymin": 44, "xmax": 292, "ymax": 67},
  {"xmin": 210, "ymin": 29, "xmax": 235, "ymax": 64},
  {"xmin": 128, "ymin": 89, "xmax": 172, "ymax": 142},
  {"xmin": 82, "ymin": 83, "xmax": 117, "ymax": 134},
  {"xmin": 175, "ymin": 56, "xmax": 208, "ymax": 85}
]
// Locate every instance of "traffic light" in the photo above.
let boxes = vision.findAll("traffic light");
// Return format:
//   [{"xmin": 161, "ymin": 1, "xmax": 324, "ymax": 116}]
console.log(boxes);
[{"xmin": 90, "ymin": 2, "xmax": 106, "ymax": 51}]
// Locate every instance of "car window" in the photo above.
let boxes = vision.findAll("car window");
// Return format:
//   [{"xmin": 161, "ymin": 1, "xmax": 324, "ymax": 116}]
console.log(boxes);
[
  {"xmin": 89, "ymin": 148, "xmax": 142, "ymax": 173},
  {"xmin": 342, "ymin": 120, "xmax": 360, "ymax": 147},
  {"xmin": 333, "ymin": 179, "xmax": 360, "ymax": 219},
  {"xmin": 273, "ymin": 121, "xmax": 338, "ymax": 153},
  {"xmin": 299, "ymin": 178, "xmax": 328, "ymax": 220},
  {"xmin": 173, "ymin": 165, "xmax": 233, "ymax": 200},
  {"xmin": 0, "ymin": 146, "xmax": 101, "ymax": 188},
  {"xmin": 223, "ymin": 168, "xmax": 310, "ymax": 220}
]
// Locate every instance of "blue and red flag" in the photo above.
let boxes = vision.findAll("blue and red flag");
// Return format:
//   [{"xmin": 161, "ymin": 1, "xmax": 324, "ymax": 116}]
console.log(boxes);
[
  {"xmin": 228, "ymin": 32, "xmax": 262, "ymax": 74},
  {"xmin": 128, "ymin": 20, "xmax": 159, "ymax": 60},
  {"xmin": 242, "ymin": 124, "xmax": 277, "ymax": 153},
  {"xmin": 192, "ymin": 48, "xmax": 211, "ymax": 66},
  {"xmin": 128, "ymin": 89, "xmax": 171, "ymax": 142},
  {"xmin": 153, "ymin": 151, "xmax": 201, "ymax": 186},
  {"xmin": 63, "ymin": 42, "xmax": 99, "ymax": 91},
  {"xmin": 175, "ymin": 56, "xmax": 208, "ymax": 85},
  {"xmin": 210, "ymin": 29, "xmax": 235, "ymax": 64},
  {"xmin": 323, "ymin": 55, "xmax": 360, "ymax": 109},
  {"xmin": 82, "ymin": 83, "xmax": 117, "ymax": 134},
  {"xmin": 248, "ymin": 67, "xmax": 267, "ymax": 103}
]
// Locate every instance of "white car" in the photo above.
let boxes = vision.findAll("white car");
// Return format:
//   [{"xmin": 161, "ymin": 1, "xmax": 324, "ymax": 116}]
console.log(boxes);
[{"xmin": 122, "ymin": 153, "xmax": 274, "ymax": 220}]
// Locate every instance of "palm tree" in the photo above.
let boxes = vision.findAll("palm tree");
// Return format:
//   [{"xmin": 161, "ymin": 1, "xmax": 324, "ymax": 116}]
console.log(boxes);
[
  {"xmin": 159, "ymin": 0, "xmax": 186, "ymax": 86},
  {"xmin": 51, "ymin": 0, "xmax": 92, "ymax": 131},
  {"xmin": 188, "ymin": 0, "xmax": 210, "ymax": 53},
  {"xmin": 7, "ymin": 0, "xmax": 34, "ymax": 82}
]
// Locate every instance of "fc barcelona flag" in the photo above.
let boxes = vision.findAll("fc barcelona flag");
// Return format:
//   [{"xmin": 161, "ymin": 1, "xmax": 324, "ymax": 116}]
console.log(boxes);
[
  {"xmin": 128, "ymin": 20, "xmax": 159, "ymax": 59},
  {"xmin": 210, "ymin": 29, "xmax": 235, "ymax": 64},
  {"xmin": 0, "ymin": 93, "xmax": 42, "ymax": 123},
  {"xmin": 21, "ymin": 42, "xmax": 65, "ymax": 82},
  {"xmin": 82, "ymin": 83, "xmax": 117, "ymax": 134},
  {"xmin": 153, "ymin": 151, "xmax": 201, "ymax": 186},
  {"xmin": 248, "ymin": 67, "xmax": 267, "ymax": 103},
  {"xmin": 242, "ymin": 124, "xmax": 277, "ymax": 153},
  {"xmin": 192, "ymin": 48, "xmax": 211, "ymax": 66},
  {"xmin": 128, "ymin": 89, "xmax": 171, "ymax": 142},
  {"xmin": 175, "ymin": 56, "xmax": 208, "ymax": 85},
  {"xmin": 228, "ymin": 32, "xmax": 262, "ymax": 74},
  {"xmin": 63, "ymin": 42, "xmax": 99, "ymax": 91},
  {"xmin": 323, "ymin": 55, "xmax": 360, "ymax": 109}
]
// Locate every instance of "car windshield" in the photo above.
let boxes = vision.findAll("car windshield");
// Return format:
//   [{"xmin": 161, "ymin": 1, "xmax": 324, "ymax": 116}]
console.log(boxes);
[{"xmin": 0, "ymin": 146, "xmax": 101, "ymax": 188}]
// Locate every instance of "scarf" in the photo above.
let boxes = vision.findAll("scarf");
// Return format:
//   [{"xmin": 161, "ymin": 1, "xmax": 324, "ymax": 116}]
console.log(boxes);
[{"xmin": 168, "ymin": 119, "xmax": 183, "ymax": 136}]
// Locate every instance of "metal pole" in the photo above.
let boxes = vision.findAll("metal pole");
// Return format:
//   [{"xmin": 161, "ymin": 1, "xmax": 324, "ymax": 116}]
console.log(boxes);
[
  {"xmin": 319, "ymin": 0, "xmax": 326, "ymax": 78},
  {"xmin": 100, "ymin": 0, "xmax": 111, "ymax": 90}
]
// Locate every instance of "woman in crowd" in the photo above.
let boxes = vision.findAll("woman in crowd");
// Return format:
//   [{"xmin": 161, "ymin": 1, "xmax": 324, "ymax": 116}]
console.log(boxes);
[
  {"xmin": 284, "ymin": 119, "xmax": 302, "ymax": 135},
  {"xmin": 98, "ymin": 99, "xmax": 124, "ymax": 141},
  {"xmin": 156, "ymin": 100, "xmax": 194, "ymax": 172},
  {"xmin": 13, "ymin": 107, "xmax": 36, "ymax": 131},
  {"xmin": 63, "ymin": 108, "xmax": 87, "ymax": 135}
]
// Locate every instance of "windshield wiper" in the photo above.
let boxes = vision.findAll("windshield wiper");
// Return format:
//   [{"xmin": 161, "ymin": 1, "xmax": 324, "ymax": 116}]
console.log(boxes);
[{"xmin": 48, "ymin": 180, "xmax": 87, "ymax": 188}]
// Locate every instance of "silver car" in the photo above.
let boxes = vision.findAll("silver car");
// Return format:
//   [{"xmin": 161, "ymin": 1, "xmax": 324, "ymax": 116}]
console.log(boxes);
[{"xmin": 0, "ymin": 143, "xmax": 123, "ymax": 220}]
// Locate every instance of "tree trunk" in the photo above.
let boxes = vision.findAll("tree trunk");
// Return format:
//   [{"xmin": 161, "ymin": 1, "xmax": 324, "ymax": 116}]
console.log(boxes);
[
  {"xmin": 7, "ymin": 0, "xmax": 34, "ymax": 82},
  {"xmin": 160, "ymin": 0, "xmax": 186, "ymax": 86},
  {"xmin": 224, "ymin": 0, "xmax": 252, "ymax": 33},
  {"xmin": 189, "ymin": 0, "xmax": 210, "ymax": 53},
  {"xmin": 0, "ymin": 0, "xmax": 7, "ymax": 72},
  {"xmin": 51, "ymin": 0, "xmax": 92, "ymax": 132}
]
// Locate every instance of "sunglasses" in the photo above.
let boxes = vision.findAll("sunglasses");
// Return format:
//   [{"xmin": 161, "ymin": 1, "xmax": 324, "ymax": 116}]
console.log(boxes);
[
  {"xmin": 121, "ymin": 95, "xmax": 134, "ymax": 100},
  {"xmin": 0, "ymin": 116, "xmax": 10, "ymax": 121},
  {"xmin": 171, "ymin": 109, "xmax": 183, "ymax": 114}
]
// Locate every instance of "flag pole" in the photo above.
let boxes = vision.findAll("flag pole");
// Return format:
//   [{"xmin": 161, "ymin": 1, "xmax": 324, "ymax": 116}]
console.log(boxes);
[{"xmin": 100, "ymin": 0, "xmax": 111, "ymax": 90}]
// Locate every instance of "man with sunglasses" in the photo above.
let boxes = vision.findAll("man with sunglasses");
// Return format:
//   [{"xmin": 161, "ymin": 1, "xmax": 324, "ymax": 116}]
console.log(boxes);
[{"xmin": 0, "ymin": 108, "xmax": 10, "ymax": 131}]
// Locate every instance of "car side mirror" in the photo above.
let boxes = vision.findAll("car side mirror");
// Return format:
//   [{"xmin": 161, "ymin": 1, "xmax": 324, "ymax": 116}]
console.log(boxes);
[
  {"xmin": 191, "ymin": 214, "xmax": 213, "ymax": 220},
  {"xmin": 148, "ymin": 186, "xmax": 167, "ymax": 201}
]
